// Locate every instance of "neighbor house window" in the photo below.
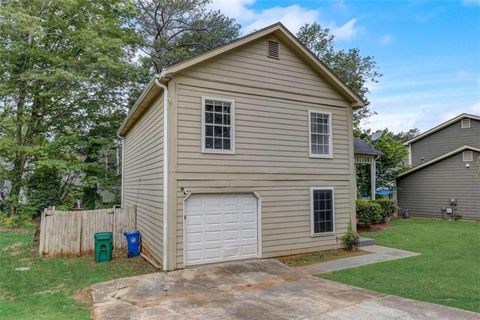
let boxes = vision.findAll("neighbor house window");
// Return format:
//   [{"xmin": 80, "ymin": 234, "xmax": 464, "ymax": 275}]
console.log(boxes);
[
  {"xmin": 309, "ymin": 110, "xmax": 332, "ymax": 157},
  {"xmin": 202, "ymin": 97, "xmax": 235, "ymax": 153},
  {"xmin": 310, "ymin": 187, "xmax": 335, "ymax": 235},
  {"xmin": 461, "ymin": 119, "xmax": 471, "ymax": 129},
  {"xmin": 463, "ymin": 150, "xmax": 474, "ymax": 162}
]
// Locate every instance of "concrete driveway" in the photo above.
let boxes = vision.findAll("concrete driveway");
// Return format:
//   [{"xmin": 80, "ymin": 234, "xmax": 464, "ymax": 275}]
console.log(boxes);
[{"xmin": 91, "ymin": 259, "xmax": 478, "ymax": 320}]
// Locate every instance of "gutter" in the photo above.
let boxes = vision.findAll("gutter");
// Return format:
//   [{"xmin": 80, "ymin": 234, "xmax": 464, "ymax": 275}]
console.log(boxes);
[{"xmin": 153, "ymin": 72, "xmax": 169, "ymax": 272}]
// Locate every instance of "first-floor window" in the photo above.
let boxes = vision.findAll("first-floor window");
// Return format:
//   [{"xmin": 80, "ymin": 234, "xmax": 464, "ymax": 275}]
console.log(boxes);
[
  {"xmin": 311, "ymin": 188, "xmax": 335, "ymax": 235},
  {"xmin": 202, "ymin": 97, "xmax": 235, "ymax": 153}
]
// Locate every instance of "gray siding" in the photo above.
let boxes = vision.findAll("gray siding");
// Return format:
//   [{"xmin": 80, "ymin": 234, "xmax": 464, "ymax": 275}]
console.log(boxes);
[
  {"xmin": 123, "ymin": 95, "xmax": 164, "ymax": 263},
  {"xmin": 411, "ymin": 119, "xmax": 480, "ymax": 167},
  {"xmin": 170, "ymin": 35, "xmax": 356, "ymax": 269},
  {"xmin": 397, "ymin": 151, "xmax": 480, "ymax": 220}
]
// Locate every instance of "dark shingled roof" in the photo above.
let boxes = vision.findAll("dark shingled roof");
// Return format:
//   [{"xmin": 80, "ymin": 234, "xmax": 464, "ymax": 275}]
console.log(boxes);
[{"xmin": 354, "ymin": 137, "xmax": 383, "ymax": 156}]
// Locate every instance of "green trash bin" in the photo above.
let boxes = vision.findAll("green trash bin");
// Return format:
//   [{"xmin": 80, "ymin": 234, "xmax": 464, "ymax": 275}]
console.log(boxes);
[{"xmin": 94, "ymin": 232, "xmax": 113, "ymax": 263}]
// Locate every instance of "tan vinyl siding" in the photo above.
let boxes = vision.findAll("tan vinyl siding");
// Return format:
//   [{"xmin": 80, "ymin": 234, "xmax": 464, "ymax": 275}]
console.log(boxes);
[
  {"xmin": 411, "ymin": 119, "xmax": 480, "ymax": 166},
  {"xmin": 170, "ymin": 35, "xmax": 355, "ymax": 268},
  {"xmin": 397, "ymin": 151, "xmax": 480, "ymax": 220},
  {"xmin": 123, "ymin": 95, "xmax": 164, "ymax": 263}
]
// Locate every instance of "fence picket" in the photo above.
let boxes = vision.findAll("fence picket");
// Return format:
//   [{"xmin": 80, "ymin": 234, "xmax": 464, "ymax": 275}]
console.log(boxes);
[{"xmin": 38, "ymin": 207, "xmax": 136, "ymax": 257}]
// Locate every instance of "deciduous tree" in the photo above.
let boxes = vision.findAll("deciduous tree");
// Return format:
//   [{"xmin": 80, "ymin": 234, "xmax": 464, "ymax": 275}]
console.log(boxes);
[{"xmin": 0, "ymin": 0, "xmax": 141, "ymax": 214}]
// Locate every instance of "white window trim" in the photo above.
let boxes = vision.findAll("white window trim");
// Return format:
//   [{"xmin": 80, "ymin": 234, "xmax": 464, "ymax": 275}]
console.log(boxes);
[
  {"xmin": 201, "ymin": 96, "xmax": 235, "ymax": 154},
  {"xmin": 308, "ymin": 110, "xmax": 333, "ymax": 158},
  {"xmin": 461, "ymin": 119, "xmax": 471, "ymax": 129},
  {"xmin": 463, "ymin": 150, "xmax": 474, "ymax": 162},
  {"xmin": 310, "ymin": 187, "xmax": 335, "ymax": 237}
]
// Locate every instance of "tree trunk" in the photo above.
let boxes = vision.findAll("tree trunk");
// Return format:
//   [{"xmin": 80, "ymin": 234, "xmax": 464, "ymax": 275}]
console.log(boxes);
[{"xmin": 9, "ymin": 83, "xmax": 27, "ymax": 215}]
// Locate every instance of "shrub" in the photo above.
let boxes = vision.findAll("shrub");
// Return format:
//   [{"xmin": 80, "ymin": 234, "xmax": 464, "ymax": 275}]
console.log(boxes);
[
  {"xmin": 453, "ymin": 212, "xmax": 462, "ymax": 221},
  {"xmin": 341, "ymin": 222, "xmax": 360, "ymax": 251},
  {"xmin": 356, "ymin": 199, "xmax": 382, "ymax": 226},
  {"xmin": 374, "ymin": 199, "xmax": 398, "ymax": 222},
  {"xmin": 0, "ymin": 212, "xmax": 29, "ymax": 228}
]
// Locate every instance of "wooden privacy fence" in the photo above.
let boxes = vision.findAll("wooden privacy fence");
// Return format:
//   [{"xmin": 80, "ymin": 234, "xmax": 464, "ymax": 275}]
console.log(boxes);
[{"xmin": 39, "ymin": 206, "xmax": 136, "ymax": 256}]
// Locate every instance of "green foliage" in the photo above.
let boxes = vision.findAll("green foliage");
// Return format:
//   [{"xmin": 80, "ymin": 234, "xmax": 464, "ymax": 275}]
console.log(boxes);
[
  {"xmin": 341, "ymin": 222, "xmax": 360, "ymax": 251},
  {"xmin": 0, "ymin": 0, "xmax": 141, "ymax": 215},
  {"xmin": 374, "ymin": 199, "xmax": 398, "ymax": 222},
  {"xmin": 356, "ymin": 199, "xmax": 382, "ymax": 226},
  {"xmin": 453, "ymin": 212, "xmax": 463, "ymax": 221},
  {"xmin": 355, "ymin": 129, "xmax": 411, "ymax": 190},
  {"xmin": 135, "ymin": 0, "xmax": 241, "ymax": 72},
  {"xmin": 0, "ymin": 212, "xmax": 30, "ymax": 227},
  {"xmin": 297, "ymin": 23, "xmax": 381, "ymax": 127}
]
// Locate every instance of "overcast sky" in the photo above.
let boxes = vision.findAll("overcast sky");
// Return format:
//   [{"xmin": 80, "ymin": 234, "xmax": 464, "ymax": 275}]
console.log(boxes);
[{"xmin": 209, "ymin": 0, "xmax": 480, "ymax": 133}]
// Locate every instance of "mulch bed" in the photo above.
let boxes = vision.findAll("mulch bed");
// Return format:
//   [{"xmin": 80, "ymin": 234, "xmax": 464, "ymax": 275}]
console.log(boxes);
[{"xmin": 357, "ymin": 223, "xmax": 393, "ymax": 232}]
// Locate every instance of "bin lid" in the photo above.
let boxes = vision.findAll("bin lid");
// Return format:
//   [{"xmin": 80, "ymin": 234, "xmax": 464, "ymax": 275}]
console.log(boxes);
[
  {"xmin": 123, "ymin": 230, "xmax": 140, "ymax": 237},
  {"xmin": 95, "ymin": 232, "xmax": 113, "ymax": 240}
]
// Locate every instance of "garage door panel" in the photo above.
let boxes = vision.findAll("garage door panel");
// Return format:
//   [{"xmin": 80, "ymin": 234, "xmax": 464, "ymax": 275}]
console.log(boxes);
[
  {"xmin": 242, "ymin": 245, "xmax": 257, "ymax": 255},
  {"xmin": 205, "ymin": 230, "xmax": 222, "ymax": 241},
  {"xmin": 224, "ymin": 213, "xmax": 240, "ymax": 223},
  {"xmin": 205, "ymin": 215, "xmax": 222, "ymax": 225},
  {"xmin": 223, "ymin": 230, "xmax": 240, "ymax": 240},
  {"xmin": 185, "ymin": 194, "xmax": 258, "ymax": 266},
  {"xmin": 242, "ymin": 212, "xmax": 256, "ymax": 222}
]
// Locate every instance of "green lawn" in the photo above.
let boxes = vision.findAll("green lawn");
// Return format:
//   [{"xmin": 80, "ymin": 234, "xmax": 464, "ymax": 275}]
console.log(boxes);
[
  {"xmin": 0, "ymin": 227, "xmax": 156, "ymax": 320},
  {"xmin": 320, "ymin": 219, "xmax": 480, "ymax": 312}
]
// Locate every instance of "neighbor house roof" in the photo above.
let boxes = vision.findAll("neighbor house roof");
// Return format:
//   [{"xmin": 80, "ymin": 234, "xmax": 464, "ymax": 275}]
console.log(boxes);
[
  {"xmin": 353, "ymin": 137, "xmax": 383, "ymax": 156},
  {"xmin": 404, "ymin": 113, "xmax": 480, "ymax": 146},
  {"xmin": 397, "ymin": 145, "xmax": 480, "ymax": 178},
  {"xmin": 118, "ymin": 22, "xmax": 365, "ymax": 137}
]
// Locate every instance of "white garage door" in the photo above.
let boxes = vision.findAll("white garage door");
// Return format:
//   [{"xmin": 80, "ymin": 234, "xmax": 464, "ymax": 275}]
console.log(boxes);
[{"xmin": 185, "ymin": 194, "xmax": 258, "ymax": 266}]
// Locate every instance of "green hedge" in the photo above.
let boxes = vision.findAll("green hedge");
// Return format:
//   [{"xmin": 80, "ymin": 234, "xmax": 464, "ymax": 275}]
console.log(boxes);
[
  {"xmin": 356, "ymin": 200, "xmax": 382, "ymax": 226},
  {"xmin": 356, "ymin": 199, "xmax": 398, "ymax": 226}
]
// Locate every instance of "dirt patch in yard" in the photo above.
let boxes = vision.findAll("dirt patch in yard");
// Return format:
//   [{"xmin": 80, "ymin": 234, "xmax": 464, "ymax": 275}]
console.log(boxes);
[
  {"xmin": 358, "ymin": 223, "xmax": 393, "ymax": 232},
  {"xmin": 275, "ymin": 249, "xmax": 368, "ymax": 267},
  {"xmin": 74, "ymin": 287, "xmax": 94, "ymax": 318}
]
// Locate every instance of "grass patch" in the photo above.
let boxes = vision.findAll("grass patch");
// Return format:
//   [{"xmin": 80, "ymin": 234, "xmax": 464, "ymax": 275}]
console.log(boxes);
[
  {"xmin": 0, "ymin": 227, "xmax": 156, "ymax": 319},
  {"xmin": 319, "ymin": 219, "xmax": 480, "ymax": 312},
  {"xmin": 276, "ymin": 249, "xmax": 368, "ymax": 267}
]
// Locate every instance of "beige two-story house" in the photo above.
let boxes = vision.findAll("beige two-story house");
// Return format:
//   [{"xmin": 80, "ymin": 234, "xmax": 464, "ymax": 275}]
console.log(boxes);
[{"xmin": 118, "ymin": 23, "xmax": 365, "ymax": 270}]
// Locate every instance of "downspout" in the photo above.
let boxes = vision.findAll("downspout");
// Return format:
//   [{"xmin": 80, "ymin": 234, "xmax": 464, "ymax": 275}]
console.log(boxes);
[
  {"xmin": 153, "ymin": 74, "xmax": 169, "ymax": 271},
  {"xmin": 117, "ymin": 134, "xmax": 125, "ymax": 208}
]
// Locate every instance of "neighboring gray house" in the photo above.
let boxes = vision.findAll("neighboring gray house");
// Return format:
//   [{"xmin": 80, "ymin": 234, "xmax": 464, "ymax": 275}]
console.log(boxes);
[
  {"xmin": 117, "ymin": 23, "xmax": 365, "ymax": 270},
  {"xmin": 397, "ymin": 114, "xmax": 480, "ymax": 220}
]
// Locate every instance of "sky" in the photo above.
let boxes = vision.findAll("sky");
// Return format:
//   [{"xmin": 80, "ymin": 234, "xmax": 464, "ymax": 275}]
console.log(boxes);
[{"xmin": 208, "ymin": 0, "xmax": 480, "ymax": 133}]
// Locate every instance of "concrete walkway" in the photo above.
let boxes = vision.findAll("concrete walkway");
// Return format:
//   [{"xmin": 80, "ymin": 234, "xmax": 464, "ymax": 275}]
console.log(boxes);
[{"xmin": 295, "ymin": 245, "xmax": 420, "ymax": 275}]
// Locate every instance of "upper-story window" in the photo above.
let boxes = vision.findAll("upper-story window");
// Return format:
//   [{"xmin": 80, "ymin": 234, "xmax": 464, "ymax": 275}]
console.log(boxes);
[
  {"xmin": 461, "ymin": 119, "xmax": 471, "ymax": 129},
  {"xmin": 202, "ymin": 97, "xmax": 235, "ymax": 154},
  {"xmin": 309, "ymin": 110, "xmax": 333, "ymax": 158}
]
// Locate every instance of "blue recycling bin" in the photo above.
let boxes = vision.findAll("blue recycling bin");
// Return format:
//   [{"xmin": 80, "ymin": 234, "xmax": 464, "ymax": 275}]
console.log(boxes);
[{"xmin": 123, "ymin": 230, "xmax": 140, "ymax": 257}]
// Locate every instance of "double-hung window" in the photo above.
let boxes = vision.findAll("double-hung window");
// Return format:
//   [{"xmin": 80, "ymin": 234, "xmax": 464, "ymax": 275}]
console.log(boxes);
[
  {"xmin": 309, "ymin": 111, "xmax": 332, "ymax": 157},
  {"xmin": 311, "ymin": 187, "xmax": 335, "ymax": 235},
  {"xmin": 202, "ymin": 97, "xmax": 235, "ymax": 153}
]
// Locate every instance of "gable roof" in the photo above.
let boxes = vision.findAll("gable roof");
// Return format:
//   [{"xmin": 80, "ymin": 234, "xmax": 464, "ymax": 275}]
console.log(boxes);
[
  {"xmin": 353, "ymin": 137, "xmax": 383, "ymax": 156},
  {"xmin": 118, "ymin": 22, "xmax": 365, "ymax": 137},
  {"xmin": 163, "ymin": 23, "xmax": 364, "ymax": 106},
  {"xmin": 404, "ymin": 113, "xmax": 480, "ymax": 146},
  {"xmin": 397, "ymin": 145, "xmax": 480, "ymax": 178}
]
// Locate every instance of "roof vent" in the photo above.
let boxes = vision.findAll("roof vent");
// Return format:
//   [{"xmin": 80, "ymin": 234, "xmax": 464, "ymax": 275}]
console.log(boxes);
[
  {"xmin": 267, "ymin": 40, "xmax": 279, "ymax": 59},
  {"xmin": 461, "ymin": 119, "xmax": 471, "ymax": 128}
]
